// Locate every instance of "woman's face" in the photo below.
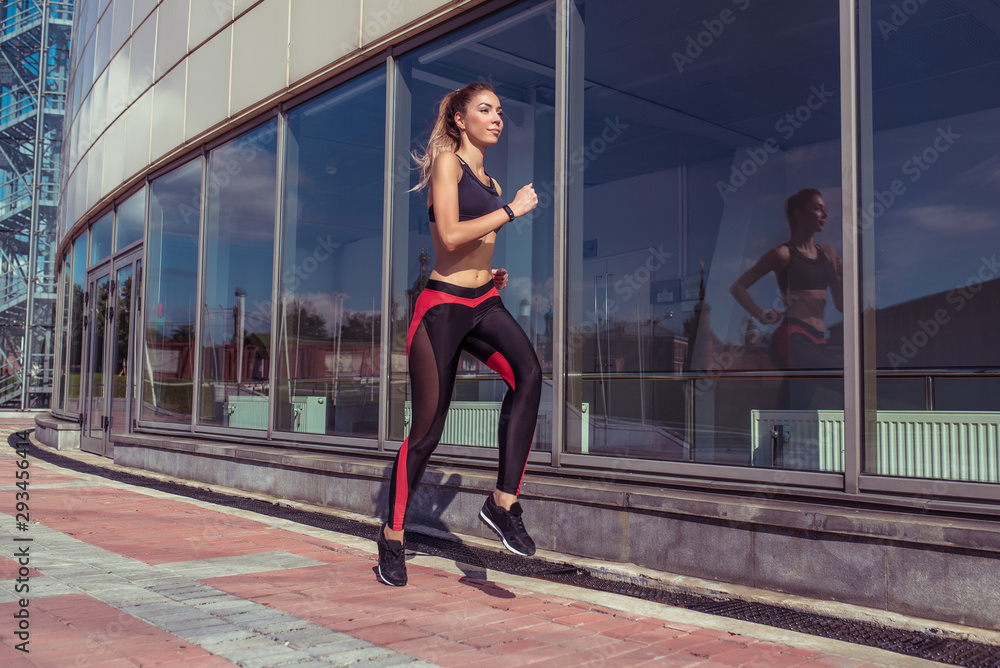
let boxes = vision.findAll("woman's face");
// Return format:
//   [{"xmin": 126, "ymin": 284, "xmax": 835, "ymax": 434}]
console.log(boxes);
[
  {"xmin": 456, "ymin": 91, "xmax": 503, "ymax": 146},
  {"xmin": 795, "ymin": 194, "xmax": 828, "ymax": 234}
]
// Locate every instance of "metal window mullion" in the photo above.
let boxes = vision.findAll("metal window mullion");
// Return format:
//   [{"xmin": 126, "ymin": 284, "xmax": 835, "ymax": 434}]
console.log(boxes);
[
  {"xmin": 267, "ymin": 113, "xmax": 287, "ymax": 440},
  {"xmin": 551, "ymin": 0, "xmax": 573, "ymax": 468},
  {"xmin": 841, "ymin": 0, "xmax": 863, "ymax": 495},
  {"xmin": 191, "ymin": 154, "xmax": 208, "ymax": 434},
  {"xmin": 52, "ymin": 258, "xmax": 64, "ymax": 409},
  {"xmin": 378, "ymin": 53, "xmax": 398, "ymax": 452},
  {"xmin": 135, "ymin": 180, "xmax": 151, "ymax": 432}
]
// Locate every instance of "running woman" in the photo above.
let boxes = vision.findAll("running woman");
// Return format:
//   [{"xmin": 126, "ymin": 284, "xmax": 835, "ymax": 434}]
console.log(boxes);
[{"xmin": 376, "ymin": 82, "xmax": 541, "ymax": 586}]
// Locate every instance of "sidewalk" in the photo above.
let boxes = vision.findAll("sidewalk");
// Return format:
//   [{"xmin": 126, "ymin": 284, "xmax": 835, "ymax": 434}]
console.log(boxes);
[{"xmin": 0, "ymin": 422, "xmax": 943, "ymax": 667}]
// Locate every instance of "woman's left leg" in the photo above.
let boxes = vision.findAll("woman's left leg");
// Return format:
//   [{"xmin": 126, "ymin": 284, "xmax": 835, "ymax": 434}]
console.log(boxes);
[
  {"xmin": 464, "ymin": 301, "xmax": 542, "ymax": 494},
  {"xmin": 464, "ymin": 300, "xmax": 542, "ymax": 556}
]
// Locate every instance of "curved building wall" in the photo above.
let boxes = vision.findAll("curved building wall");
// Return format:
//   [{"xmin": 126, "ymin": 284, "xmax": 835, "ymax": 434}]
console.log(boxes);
[{"xmin": 59, "ymin": 0, "xmax": 458, "ymax": 239}]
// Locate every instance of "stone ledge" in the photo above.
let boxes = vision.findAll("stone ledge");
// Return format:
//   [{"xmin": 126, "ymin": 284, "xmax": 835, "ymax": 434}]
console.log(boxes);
[
  {"xmin": 34, "ymin": 412, "xmax": 81, "ymax": 450},
  {"xmin": 112, "ymin": 430, "xmax": 1000, "ymax": 557}
]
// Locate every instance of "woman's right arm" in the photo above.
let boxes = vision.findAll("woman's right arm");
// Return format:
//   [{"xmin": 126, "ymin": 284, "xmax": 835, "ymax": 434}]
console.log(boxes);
[
  {"xmin": 430, "ymin": 152, "xmax": 535, "ymax": 252},
  {"xmin": 730, "ymin": 248, "xmax": 784, "ymax": 325}
]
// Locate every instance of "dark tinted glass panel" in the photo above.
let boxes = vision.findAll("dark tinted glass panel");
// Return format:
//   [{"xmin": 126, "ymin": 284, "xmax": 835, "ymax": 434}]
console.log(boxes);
[
  {"xmin": 55, "ymin": 255, "xmax": 71, "ymax": 410},
  {"xmin": 141, "ymin": 159, "xmax": 202, "ymax": 424},
  {"xmin": 115, "ymin": 186, "xmax": 145, "ymax": 250},
  {"xmin": 391, "ymin": 0, "xmax": 556, "ymax": 451},
  {"xmin": 566, "ymin": 0, "xmax": 842, "ymax": 471},
  {"xmin": 275, "ymin": 72, "xmax": 386, "ymax": 438},
  {"xmin": 199, "ymin": 121, "xmax": 278, "ymax": 429},
  {"xmin": 90, "ymin": 211, "xmax": 112, "ymax": 265},
  {"xmin": 864, "ymin": 0, "xmax": 1000, "ymax": 483},
  {"xmin": 66, "ymin": 233, "xmax": 88, "ymax": 413}
]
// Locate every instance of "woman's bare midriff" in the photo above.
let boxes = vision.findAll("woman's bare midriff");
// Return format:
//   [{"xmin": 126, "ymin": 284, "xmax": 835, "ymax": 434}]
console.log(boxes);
[
  {"xmin": 783, "ymin": 288, "xmax": 827, "ymax": 332},
  {"xmin": 428, "ymin": 223, "xmax": 496, "ymax": 287}
]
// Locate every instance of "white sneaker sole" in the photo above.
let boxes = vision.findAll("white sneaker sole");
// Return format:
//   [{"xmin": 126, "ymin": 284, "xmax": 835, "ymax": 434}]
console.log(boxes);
[
  {"xmin": 377, "ymin": 564, "xmax": 406, "ymax": 586},
  {"xmin": 480, "ymin": 509, "xmax": 533, "ymax": 557}
]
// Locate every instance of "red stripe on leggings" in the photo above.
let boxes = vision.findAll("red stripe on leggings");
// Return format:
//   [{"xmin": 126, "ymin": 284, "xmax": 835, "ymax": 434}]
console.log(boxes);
[
  {"xmin": 485, "ymin": 352, "xmax": 515, "ymax": 389},
  {"xmin": 391, "ymin": 438, "xmax": 409, "ymax": 531},
  {"xmin": 406, "ymin": 287, "xmax": 500, "ymax": 355}
]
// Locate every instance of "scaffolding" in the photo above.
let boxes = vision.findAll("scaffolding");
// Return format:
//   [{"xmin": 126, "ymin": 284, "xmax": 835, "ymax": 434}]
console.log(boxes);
[{"xmin": 0, "ymin": 0, "xmax": 72, "ymax": 408}]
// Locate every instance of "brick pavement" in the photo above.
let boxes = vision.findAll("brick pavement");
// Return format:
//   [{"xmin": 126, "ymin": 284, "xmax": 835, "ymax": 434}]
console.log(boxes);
[{"xmin": 0, "ymin": 421, "xmax": 939, "ymax": 667}]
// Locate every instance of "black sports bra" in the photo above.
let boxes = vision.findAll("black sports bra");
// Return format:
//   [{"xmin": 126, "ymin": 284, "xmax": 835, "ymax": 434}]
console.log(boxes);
[
  {"xmin": 428, "ymin": 155, "xmax": 504, "ymax": 223},
  {"xmin": 777, "ymin": 243, "xmax": 833, "ymax": 293}
]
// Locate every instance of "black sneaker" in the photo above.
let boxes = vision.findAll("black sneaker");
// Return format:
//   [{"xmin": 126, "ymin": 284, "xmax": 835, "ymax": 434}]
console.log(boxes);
[
  {"xmin": 480, "ymin": 495, "xmax": 536, "ymax": 556},
  {"xmin": 376, "ymin": 525, "xmax": 407, "ymax": 586}
]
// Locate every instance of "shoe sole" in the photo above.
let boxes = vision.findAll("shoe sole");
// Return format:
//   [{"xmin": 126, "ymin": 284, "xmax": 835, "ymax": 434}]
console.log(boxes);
[
  {"xmin": 376, "ymin": 564, "xmax": 407, "ymax": 587},
  {"xmin": 480, "ymin": 509, "xmax": 535, "ymax": 557}
]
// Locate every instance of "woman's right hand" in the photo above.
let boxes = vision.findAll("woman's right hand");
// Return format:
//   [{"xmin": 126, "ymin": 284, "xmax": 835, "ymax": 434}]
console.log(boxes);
[
  {"xmin": 759, "ymin": 309, "xmax": 784, "ymax": 325},
  {"xmin": 510, "ymin": 183, "xmax": 538, "ymax": 218}
]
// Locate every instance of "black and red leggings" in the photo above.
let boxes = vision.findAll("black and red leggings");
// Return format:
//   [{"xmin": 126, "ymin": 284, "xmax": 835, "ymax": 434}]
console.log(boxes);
[{"xmin": 387, "ymin": 279, "xmax": 542, "ymax": 531}]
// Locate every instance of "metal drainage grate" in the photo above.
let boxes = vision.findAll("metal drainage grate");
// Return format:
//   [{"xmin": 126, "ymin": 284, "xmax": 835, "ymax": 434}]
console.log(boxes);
[{"xmin": 11, "ymin": 431, "xmax": 1000, "ymax": 668}]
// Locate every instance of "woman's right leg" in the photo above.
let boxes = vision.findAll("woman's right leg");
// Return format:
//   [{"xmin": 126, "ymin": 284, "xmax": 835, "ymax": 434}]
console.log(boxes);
[
  {"xmin": 378, "ymin": 301, "xmax": 465, "ymax": 586},
  {"xmin": 386, "ymin": 317, "xmax": 464, "ymax": 532}
]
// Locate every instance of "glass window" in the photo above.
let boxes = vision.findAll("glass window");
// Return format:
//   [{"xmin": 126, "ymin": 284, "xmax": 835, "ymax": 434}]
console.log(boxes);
[
  {"xmin": 275, "ymin": 71, "xmax": 386, "ymax": 438},
  {"xmin": 90, "ymin": 211, "xmax": 113, "ymax": 265},
  {"xmin": 198, "ymin": 121, "xmax": 278, "ymax": 429},
  {"xmin": 141, "ymin": 159, "xmax": 202, "ymax": 424},
  {"xmin": 566, "ymin": 0, "xmax": 842, "ymax": 472},
  {"xmin": 115, "ymin": 186, "xmax": 145, "ymax": 250},
  {"xmin": 863, "ymin": 0, "xmax": 1000, "ymax": 484},
  {"xmin": 390, "ymin": 0, "xmax": 557, "ymax": 451},
  {"xmin": 54, "ymin": 256, "xmax": 72, "ymax": 411},
  {"xmin": 66, "ymin": 233, "xmax": 88, "ymax": 413}
]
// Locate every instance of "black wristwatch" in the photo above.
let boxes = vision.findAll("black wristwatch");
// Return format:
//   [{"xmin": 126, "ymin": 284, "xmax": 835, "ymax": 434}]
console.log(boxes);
[{"xmin": 503, "ymin": 204, "xmax": 516, "ymax": 222}]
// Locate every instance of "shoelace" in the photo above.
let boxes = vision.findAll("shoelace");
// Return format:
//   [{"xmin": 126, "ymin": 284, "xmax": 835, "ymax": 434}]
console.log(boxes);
[
  {"xmin": 505, "ymin": 509, "xmax": 526, "ymax": 533},
  {"xmin": 387, "ymin": 542, "xmax": 405, "ymax": 560}
]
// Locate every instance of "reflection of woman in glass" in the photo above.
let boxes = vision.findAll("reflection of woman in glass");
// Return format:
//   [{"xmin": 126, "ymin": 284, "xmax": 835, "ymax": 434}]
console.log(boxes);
[
  {"xmin": 377, "ymin": 82, "xmax": 541, "ymax": 586},
  {"xmin": 730, "ymin": 188, "xmax": 843, "ymax": 374}
]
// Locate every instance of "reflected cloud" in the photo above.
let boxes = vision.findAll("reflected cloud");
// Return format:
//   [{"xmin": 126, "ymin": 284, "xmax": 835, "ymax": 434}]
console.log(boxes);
[
  {"xmin": 953, "ymin": 153, "xmax": 1000, "ymax": 189},
  {"xmin": 903, "ymin": 204, "xmax": 999, "ymax": 233}
]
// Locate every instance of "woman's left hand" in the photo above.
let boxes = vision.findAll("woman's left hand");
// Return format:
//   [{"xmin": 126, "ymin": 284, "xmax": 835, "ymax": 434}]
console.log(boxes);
[{"xmin": 492, "ymin": 268, "xmax": 508, "ymax": 290}]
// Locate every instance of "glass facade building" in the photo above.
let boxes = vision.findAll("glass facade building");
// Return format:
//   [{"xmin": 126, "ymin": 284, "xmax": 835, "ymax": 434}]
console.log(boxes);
[{"xmin": 44, "ymin": 0, "xmax": 1000, "ymax": 627}]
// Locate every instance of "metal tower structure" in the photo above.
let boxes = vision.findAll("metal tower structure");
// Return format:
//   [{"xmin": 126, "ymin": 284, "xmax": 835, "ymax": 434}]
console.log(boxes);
[{"xmin": 0, "ymin": 0, "xmax": 72, "ymax": 408}]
